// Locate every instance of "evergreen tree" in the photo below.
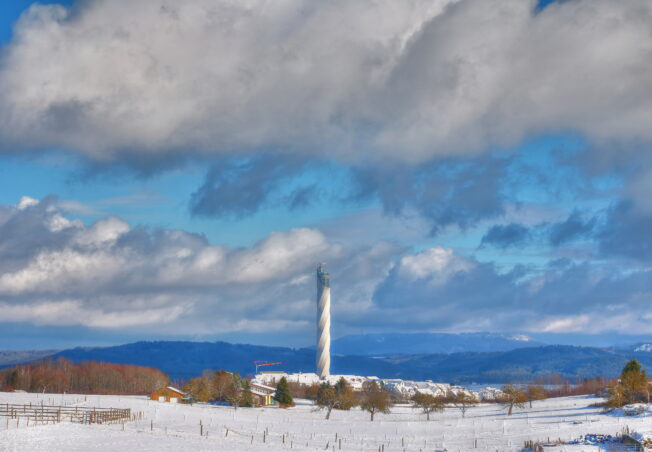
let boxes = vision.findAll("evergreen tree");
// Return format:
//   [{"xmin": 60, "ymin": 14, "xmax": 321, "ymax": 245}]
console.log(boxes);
[
  {"xmin": 274, "ymin": 377, "xmax": 294, "ymax": 407},
  {"xmin": 621, "ymin": 359, "xmax": 643, "ymax": 377},
  {"xmin": 619, "ymin": 359, "xmax": 648, "ymax": 404},
  {"xmin": 240, "ymin": 380, "xmax": 254, "ymax": 408}
]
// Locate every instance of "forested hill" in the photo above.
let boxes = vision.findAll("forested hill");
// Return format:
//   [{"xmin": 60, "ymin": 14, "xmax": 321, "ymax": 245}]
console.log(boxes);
[
  {"xmin": 329, "ymin": 332, "xmax": 544, "ymax": 355},
  {"xmin": 0, "ymin": 350, "xmax": 59, "ymax": 367},
  {"xmin": 52, "ymin": 341, "xmax": 652, "ymax": 383},
  {"xmin": 54, "ymin": 341, "xmax": 398, "ymax": 380}
]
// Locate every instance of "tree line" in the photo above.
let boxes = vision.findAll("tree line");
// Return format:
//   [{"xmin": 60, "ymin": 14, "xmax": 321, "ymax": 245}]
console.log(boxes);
[{"xmin": 0, "ymin": 357, "xmax": 168, "ymax": 395}]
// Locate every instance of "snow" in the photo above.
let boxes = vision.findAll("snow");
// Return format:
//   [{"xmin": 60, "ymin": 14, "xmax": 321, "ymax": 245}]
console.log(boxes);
[
  {"xmin": 510, "ymin": 334, "xmax": 533, "ymax": 342},
  {"xmin": 608, "ymin": 403, "xmax": 652, "ymax": 418},
  {"xmin": 254, "ymin": 373, "xmax": 505, "ymax": 400},
  {"xmin": 634, "ymin": 343, "xmax": 652, "ymax": 352},
  {"xmin": 1, "ymin": 392, "xmax": 651, "ymax": 451}
]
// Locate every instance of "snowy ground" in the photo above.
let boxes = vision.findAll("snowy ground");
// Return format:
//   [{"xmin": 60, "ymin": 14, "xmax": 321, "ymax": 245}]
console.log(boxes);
[{"xmin": 0, "ymin": 392, "xmax": 650, "ymax": 451}]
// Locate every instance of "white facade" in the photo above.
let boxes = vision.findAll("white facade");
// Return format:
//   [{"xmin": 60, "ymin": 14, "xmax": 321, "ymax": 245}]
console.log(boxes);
[
  {"xmin": 316, "ymin": 264, "xmax": 331, "ymax": 379},
  {"xmin": 253, "ymin": 371, "xmax": 503, "ymax": 400}
]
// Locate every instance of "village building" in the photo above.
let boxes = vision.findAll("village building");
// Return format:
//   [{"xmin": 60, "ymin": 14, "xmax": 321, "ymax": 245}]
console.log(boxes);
[
  {"xmin": 150, "ymin": 386, "xmax": 191, "ymax": 404},
  {"xmin": 239, "ymin": 382, "xmax": 276, "ymax": 407}
]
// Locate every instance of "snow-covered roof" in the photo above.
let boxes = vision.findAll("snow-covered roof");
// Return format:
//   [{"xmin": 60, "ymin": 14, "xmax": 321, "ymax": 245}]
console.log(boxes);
[
  {"xmin": 166, "ymin": 386, "xmax": 187, "ymax": 396},
  {"xmin": 250, "ymin": 389, "xmax": 271, "ymax": 398},
  {"xmin": 251, "ymin": 382, "xmax": 275, "ymax": 391}
]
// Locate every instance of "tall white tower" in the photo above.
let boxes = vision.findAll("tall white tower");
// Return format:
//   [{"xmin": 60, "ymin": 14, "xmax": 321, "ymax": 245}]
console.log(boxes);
[{"xmin": 316, "ymin": 263, "xmax": 331, "ymax": 379}]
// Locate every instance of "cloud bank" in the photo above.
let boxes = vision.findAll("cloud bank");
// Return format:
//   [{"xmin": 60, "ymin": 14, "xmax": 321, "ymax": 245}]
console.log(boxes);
[
  {"xmin": 3, "ymin": 197, "xmax": 652, "ymax": 338},
  {"xmin": 1, "ymin": 0, "xmax": 651, "ymax": 167}
]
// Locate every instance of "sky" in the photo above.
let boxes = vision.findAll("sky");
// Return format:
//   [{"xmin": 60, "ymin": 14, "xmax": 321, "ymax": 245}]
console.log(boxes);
[{"xmin": 1, "ymin": 0, "xmax": 652, "ymax": 350}]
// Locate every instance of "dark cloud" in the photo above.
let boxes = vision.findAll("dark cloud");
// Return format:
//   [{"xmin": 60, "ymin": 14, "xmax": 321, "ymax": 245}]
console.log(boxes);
[
  {"xmin": 350, "ymin": 155, "xmax": 510, "ymax": 235},
  {"xmin": 479, "ymin": 210, "xmax": 597, "ymax": 250},
  {"xmin": 481, "ymin": 223, "xmax": 530, "ymax": 249},
  {"xmin": 189, "ymin": 156, "xmax": 308, "ymax": 218},
  {"xmin": 548, "ymin": 210, "xmax": 596, "ymax": 246},
  {"xmin": 598, "ymin": 201, "xmax": 652, "ymax": 260},
  {"xmin": 286, "ymin": 185, "xmax": 320, "ymax": 211}
]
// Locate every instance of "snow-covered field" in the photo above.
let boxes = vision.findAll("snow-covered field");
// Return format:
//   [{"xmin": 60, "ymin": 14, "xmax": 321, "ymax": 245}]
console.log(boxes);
[{"xmin": 0, "ymin": 392, "xmax": 650, "ymax": 451}]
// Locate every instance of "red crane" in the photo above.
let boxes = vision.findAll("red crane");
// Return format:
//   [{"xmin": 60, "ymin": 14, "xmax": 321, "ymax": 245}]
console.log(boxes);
[{"xmin": 253, "ymin": 360, "xmax": 283, "ymax": 374}]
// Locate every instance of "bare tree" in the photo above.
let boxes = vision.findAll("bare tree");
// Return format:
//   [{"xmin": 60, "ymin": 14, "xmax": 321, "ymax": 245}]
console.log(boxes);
[
  {"xmin": 501, "ymin": 384, "xmax": 527, "ymax": 415},
  {"xmin": 360, "ymin": 381, "xmax": 392, "ymax": 421},
  {"xmin": 212, "ymin": 370, "xmax": 233, "ymax": 401},
  {"xmin": 411, "ymin": 392, "xmax": 445, "ymax": 421},
  {"xmin": 525, "ymin": 384, "xmax": 546, "ymax": 408},
  {"xmin": 316, "ymin": 379, "xmax": 358, "ymax": 420},
  {"xmin": 316, "ymin": 384, "xmax": 338, "ymax": 419},
  {"xmin": 450, "ymin": 391, "xmax": 478, "ymax": 418},
  {"xmin": 225, "ymin": 385, "xmax": 243, "ymax": 410}
]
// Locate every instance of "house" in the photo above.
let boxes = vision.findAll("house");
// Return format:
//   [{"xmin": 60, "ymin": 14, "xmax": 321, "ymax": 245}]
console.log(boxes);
[
  {"xmin": 235, "ymin": 383, "xmax": 276, "ymax": 407},
  {"xmin": 250, "ymin": 389, "xmax": 275, "ymax": 406},
  {"xmin": 150, "ymin": 386, "xmax": 191, "ymax": 404},
  {"xmin": 250, "ymin": 382, "xmax": 276, "ymax": 396}
]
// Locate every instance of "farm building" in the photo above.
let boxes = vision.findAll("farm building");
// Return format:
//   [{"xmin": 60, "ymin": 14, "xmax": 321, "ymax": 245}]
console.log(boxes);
[
  {"xmin": 250, "ymin": 382, "xmax": 275, "ymax": 396},
  {"xmin": 242, "ymin": 388, "xmax": 275, "ymax": 407},
  {"xmin": 150, "ymin": 386, "xmax": 191, "ymax": 404},
  {"xmin": 250, "ymin": 383, "xmax": 276, "ymax": 406}
]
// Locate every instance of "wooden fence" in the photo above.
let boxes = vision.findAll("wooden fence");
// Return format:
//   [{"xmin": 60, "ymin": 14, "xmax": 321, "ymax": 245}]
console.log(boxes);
[{"xmin": 0, "ymin": 403, "xmax": 131, "ymax": 425}]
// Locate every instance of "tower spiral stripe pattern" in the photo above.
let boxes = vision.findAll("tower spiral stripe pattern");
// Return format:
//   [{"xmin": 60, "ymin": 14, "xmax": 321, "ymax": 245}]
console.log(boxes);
[{"xmin": 316, "ymin": 264, "xmax": 331, "ymax": 379}]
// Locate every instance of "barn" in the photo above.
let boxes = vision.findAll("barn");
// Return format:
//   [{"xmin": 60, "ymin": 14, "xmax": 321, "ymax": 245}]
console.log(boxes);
[{"xmin": 150, "ymin": 386, "xmax": 191, "ymax": 404}]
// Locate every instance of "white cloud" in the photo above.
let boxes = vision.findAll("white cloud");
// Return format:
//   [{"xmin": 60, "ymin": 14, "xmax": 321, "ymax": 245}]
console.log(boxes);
[
  {"xmin": 3, "ymin": 197, "xmax": 652, "ymax": 336},
  {"xmin": 0, "ymin": 248, "xmax": 128, "ymax": 295},
  {"xmin": 397, "ymin": 247, "xmax": 474, "ymax": 283},
  {"xmin": 17, "ymin": 196, "xmax": 39, "ymax": 210},
  {"xmin": 0, "ymin": 197, "xmax": 346, "ymax": 331},
  {"xmin": 1, "ymin": 0, "xmax": 651, "ymax": 166},
  {"xmin": 74, "ymin": 216, "xmax": 130, "ymax": 246},
  {"xmin": 0, "ymin": 298, "xmax": 189, "ymax": 328}
]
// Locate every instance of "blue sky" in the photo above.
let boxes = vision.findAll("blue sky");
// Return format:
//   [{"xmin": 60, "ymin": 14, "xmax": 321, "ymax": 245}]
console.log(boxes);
[{"xmin": 1, "ymin": 0, "xmax": 651, "ymax": 350}]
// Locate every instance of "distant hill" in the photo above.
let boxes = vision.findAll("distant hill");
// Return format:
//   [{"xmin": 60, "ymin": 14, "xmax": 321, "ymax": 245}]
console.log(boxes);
[
  {"xmin": 50, "ymin": 341, "xmax": 652, "ymax": 383},
  {"xmin": 329, "ymin": 332, "xmax": 544, "ymax": 356},
  {"xmin": 0, "ymin": 350, "xmax": 58, "ymax": 367},
  {"xmin": 53, "ymin": 341, "xmax": 398, "ymax": 380},
  {"xmin": 388, "ymin": 345, "xmax": 652, "ymax": 383}
]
